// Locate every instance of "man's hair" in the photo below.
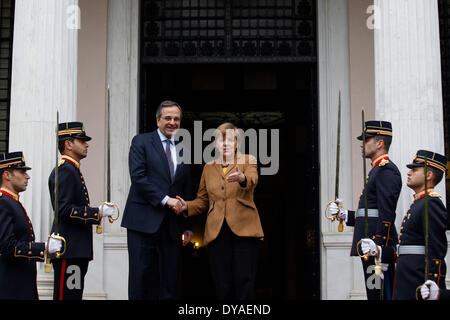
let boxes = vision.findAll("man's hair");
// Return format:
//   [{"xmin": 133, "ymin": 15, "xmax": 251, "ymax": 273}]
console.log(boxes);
[
  {"xmin": 0, "ymin": 168, "xmax": 13, "ymax": 187},
  {"xmin": 429, "ymin": 167, "xmax": 444, "ymax": 186},
  {"xmin": 156, "ymin": 100, "xmax": 183, "ymax": 119},
  {"xmin": 374, "ymin": 135, "xmax": 392, "ymax": 152},
  {"xmin": 58, "ymin": 137, "xmax": 74, "ymax": 155}
]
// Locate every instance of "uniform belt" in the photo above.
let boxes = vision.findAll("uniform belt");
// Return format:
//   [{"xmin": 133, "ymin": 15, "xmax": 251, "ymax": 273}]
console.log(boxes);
[
  {"xmin": 396, "ymin": 245, "xmax": 425, "ymax": 255},
  {"xmin": 355, "ymin": 208, "xmax": 379, "ymax": 218}
]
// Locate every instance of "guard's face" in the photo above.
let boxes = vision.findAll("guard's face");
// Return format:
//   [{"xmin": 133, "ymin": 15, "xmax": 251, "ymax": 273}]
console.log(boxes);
[
  {"xmin": 157, "ymin": 106, "xmax": 181, "ymax": 139},
  {"xmin": 68, "ymin": 138, "xmax": 89, "ymax": 160},
  {"xmin": 360, "ymin": 136, "xmax": 377, "ymax": 159},
  {"xmin": 407, "ymin": 167, "xmax": 426, "ymax": 189},
  {"xmin": 7, "ymin": 169, "xmax": 30, "ymax": 193}
]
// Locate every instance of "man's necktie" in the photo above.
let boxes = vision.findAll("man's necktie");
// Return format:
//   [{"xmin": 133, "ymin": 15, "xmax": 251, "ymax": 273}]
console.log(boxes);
[{"xmin": 165, "ymin": 139, "xmax": 175, "ymax": 179}]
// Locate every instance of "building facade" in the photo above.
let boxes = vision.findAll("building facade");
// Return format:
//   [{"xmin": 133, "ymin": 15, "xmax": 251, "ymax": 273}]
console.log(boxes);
[{"xmin": 1, "ymin": 0, "xmax": 449, "ymax": 299}]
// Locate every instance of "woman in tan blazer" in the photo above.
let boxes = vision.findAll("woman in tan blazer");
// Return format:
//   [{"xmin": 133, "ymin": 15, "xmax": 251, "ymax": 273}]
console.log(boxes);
[{"xmin": 177, "ymin": 122, "xmax": 264, "ymax": 299}]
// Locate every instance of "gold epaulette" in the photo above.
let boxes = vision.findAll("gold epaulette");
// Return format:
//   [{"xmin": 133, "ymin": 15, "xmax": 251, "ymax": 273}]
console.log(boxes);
[
  {"xmin": 379, "ymin": 159, "xmax": 389, "ymax": 167},
  {"xmin": 429, "ymin": 192, "xmax": 441, "ymax": 198},
  {"xmin": 58, "ymin": 160, "xmax": 66, "ymax": 167}
]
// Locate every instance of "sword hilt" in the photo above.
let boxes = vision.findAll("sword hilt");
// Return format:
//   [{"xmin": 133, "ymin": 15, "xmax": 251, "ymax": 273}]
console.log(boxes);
[
  {"xmin": 44, "ymin": 233, "xmax": 52, "ymax": 273},
  {"xmin": 325, "ymin": 201, "xmax": 344, "ymax": 232},
  {"xmin": 101, "ymin": 202, "xmax": 120, "ymax": 222},
  {"xmin": 356, "ymin": 239, "xmax": 370, "ymax": 261},
  {"xmin": 375, "ymin": 245, "xmax": 382, "ymax": 276}
]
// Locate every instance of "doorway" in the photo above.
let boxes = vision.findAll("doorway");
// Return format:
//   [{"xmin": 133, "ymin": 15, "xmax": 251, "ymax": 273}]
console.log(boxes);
[{"xmin": 139, "ymin": 62, "xmax": 320, "ymax": 299}]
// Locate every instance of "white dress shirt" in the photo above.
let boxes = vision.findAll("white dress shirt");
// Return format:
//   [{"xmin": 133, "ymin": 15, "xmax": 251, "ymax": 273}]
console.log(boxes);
[{"xmin": 157, "ymin": 128, "xmax": 177, "ymax": 206}]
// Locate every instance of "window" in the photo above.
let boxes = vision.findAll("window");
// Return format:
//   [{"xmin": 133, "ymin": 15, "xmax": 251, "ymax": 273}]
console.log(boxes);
[{"xmin": 141, "ymin": 0, "xmax": 316, "ymax": 63}]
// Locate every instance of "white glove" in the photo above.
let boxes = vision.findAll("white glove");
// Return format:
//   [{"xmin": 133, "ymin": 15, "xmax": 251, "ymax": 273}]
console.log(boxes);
[
  {"xmin": 421, "ymin": 280, "xmax": 440, "ymax": 300},
  {"xmin": 46, "ymin": 234, "xmax": 63, "ymax": 254},
  {"xmin": 99, "ymin": 203, "xmax": 116, "ymax": 217},
  {"xmin": 361, "ymin": 238, "xmax": 380, "ymax": 257},
  {"xmin": 328, "ymin": 199, "xmax": 347, "ymax": 221}
]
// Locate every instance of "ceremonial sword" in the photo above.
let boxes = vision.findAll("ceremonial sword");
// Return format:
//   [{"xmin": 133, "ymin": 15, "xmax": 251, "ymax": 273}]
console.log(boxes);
[
  {"xmin": 97, "ymin": 86, "xmax": 120, "ymax": 234},
  {"xmin": 324, "ymin": 90, "xmax": 343, "ymax": 232},
  {"xmin": 424, "ymin": 154, "xmax": 429, "ymax": 281},
  {"xmin": 416, "ymin": 154, "xmax": 431, "ymax": 300},
  {"xmin": 45, "ymin": 111, "xmax": 67, "ymax": 273}
]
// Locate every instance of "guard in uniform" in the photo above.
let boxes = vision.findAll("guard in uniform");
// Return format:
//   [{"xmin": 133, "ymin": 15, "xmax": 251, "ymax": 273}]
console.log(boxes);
[
  {"xmin": 362, "ymin": 150, "xmax": 448, "ymax": 300},
  {"xmin": 49, "ymin": 122, "xmax": 116, "ymax": 300},
  {"xmin": 0, "ymin": 152, "xmax": 61, "ymax": 300},
  {"xmin": 329, "ymin": 121, "xmax": 402, "ymax": 300}
]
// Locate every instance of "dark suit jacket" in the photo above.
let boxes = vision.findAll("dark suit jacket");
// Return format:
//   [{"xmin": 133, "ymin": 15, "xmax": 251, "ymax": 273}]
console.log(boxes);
[
  {"xmin": 121, "ymin": 130, "xmax": 192, "ymax": 239},
  {"xmin": 0, "ymin": 190, "xmax": 46, "ymax": 300}
]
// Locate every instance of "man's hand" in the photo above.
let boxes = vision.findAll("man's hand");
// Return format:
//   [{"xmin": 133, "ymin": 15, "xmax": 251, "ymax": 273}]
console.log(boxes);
[
  {"xmin": 46, "ymin": 234, "xmax": 63, "ymax": 254},
  {"xmin": 226, "ymin": 166, "xmax": 245, "ymax": 183},
  {"xmin": 99, "ymin": 203, "xmax": 117, "ymax": 217},
  {"xmin": 328, "ymin": 198, "xmax": 347, "ymax": 221},
  {"xmin": 183, "ymin": 231, "xmax": 193, "ymax": 246},
  {"xmin": 167, "ymin": 197, "xmax": 183, "ymax": 214},
  {"xmin": 175, "ymin": 196, "xmax": 188, "ymax": 215},
  {"xmin": 361, "ymin": 238, "xmax": 380, "ymax": 257},
  {"xmin": 420, "ymin": 280, "xmax": 440, "ymax": 300}
]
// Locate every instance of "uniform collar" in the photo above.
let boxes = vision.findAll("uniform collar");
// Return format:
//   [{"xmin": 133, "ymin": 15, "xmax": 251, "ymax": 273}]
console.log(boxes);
[
  {"xmin": 0, "ymin": 187, "xmax": 19, "ymax": 201},
  {"xmin": 62, "ymin": 155, "xmax": 80, "ymax": 169},
  {"xmin": 371, "ymin": 153, "xmax": 389, "ymax": 167},
  {"xmin": 414, "ymin": 188, "xmax": 435, "ymax": 201}
]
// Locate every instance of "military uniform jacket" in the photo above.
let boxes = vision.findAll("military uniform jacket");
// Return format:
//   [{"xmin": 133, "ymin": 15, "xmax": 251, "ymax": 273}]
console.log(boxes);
[
  {"xmin": 346, "ymin": 154, "xmax": 402, "ymax": 256},
  {"xmin": 48, "ymin": 156, "xmax": 100, "ymax": 260},
  {"xmin": 381, "ymin": 190, "xmax": 448, "ymax": 300},
  {"xmin": 0, "ymin": 189, "xmax": 46, "ymax": 300}
]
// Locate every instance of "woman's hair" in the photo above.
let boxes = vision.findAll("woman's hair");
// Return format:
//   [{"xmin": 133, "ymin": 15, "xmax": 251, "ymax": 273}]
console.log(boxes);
[{"xmin": 215, "ymin": 122, "xmax": 242, "ymax": 149}]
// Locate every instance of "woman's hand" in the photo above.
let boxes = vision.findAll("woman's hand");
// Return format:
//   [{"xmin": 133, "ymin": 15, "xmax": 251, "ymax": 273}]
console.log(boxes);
[
  {"xmin": 175, "ymin": 196, "xmax": 188, "ymax": 214},
  {"xmin": 226, "ymin": 166, "xmax": 245, "ymax": 183}
]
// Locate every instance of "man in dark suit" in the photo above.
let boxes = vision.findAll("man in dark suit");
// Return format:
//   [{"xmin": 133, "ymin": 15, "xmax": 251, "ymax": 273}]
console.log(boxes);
[
  {"xmin": 329, "ymin": 121, "xmax": 402, "ymax": 300},
  {"xmin": 121, "ymin": 100, "xmax": 193, "ymax": 300}
]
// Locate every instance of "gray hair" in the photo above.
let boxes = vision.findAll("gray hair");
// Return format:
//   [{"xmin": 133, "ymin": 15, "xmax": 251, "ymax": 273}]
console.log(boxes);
[{"xmin": 156, "ymin": 100, "xmax": 183, "ymax": 119}]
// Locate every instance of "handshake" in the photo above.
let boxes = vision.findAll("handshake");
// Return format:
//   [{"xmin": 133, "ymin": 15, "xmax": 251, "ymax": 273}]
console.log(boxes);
[{"xmin": 166, "ymin": 196, "xmax": 188, "ymax": 215}]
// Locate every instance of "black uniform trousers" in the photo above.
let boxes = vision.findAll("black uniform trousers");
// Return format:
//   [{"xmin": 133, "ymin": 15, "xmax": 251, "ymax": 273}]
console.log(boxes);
[
  {"xmin": 52, "ymin": 258, "xmax": 89, "ymax": 300},
  {"xmin": 207, "ymin": 220, "xmax": 260, "ymax": 300},
  {"xmin": 361, "ymin": 257, "xmax": 395, "ymax": 300},
  {"xmin": 127, "ymin": 216, "xmax": 181, "ymax": 300}
]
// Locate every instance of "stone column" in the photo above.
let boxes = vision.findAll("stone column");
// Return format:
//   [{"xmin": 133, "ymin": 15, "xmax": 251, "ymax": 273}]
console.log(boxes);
[
  {"xmin": 318, "ymin": 0, "xmax": 355, "ymax": 299},
  {"xmin": 374, "ymin": 0, "xmax": 446, "ymax": 230},
  {"xmin": 103, "ymin": 0, "xmax": 139, "ymax": 299},
  {"xmin": 8, "ymin": 0, "xmax": 79, "ymax": 298}
]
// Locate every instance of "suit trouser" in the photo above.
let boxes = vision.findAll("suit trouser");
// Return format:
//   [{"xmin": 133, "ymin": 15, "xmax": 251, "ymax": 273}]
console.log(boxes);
[
  {"xmin": 207, "ymin": 220, "xmax": 260, "ymax": 300},
  {"xmin": 361, "ymin": 257, "xmax": 395, "ymax": 300},
  {"xmin": 52, "ymin": 258, "xmax": 89, "ymax": 300},
  {"xmin": 127, "ymin": 217, "xmax": 181, "ymax": 300}
]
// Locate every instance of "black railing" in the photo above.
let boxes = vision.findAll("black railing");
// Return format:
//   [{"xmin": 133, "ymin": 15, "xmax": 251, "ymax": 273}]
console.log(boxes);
[
  {"xmin": 0, "ymin": 0, "xmax": 14, "ymax": 154},
  {"xmin": 141, "ymin": 0, "xmax": 316, "ymax": 63}
]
